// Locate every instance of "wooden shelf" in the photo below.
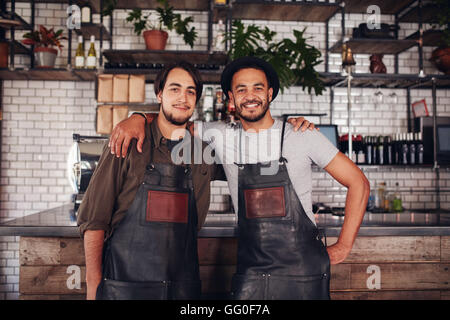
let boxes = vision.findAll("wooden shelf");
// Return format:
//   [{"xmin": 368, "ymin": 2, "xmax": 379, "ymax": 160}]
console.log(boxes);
[
  {"xmin": 103, "ymin": 67, "xmax": 223, "ymax": 84},
  {"xmin": 213, "ymin": 1, "xmax": 339, "ymax": 23},
  {"xmin": 330, "ymin": 38, "xmax": 417, "ymax": 55},
  {"xmin": 75, "ymin": 23, "xmax": 111, "ymax": 41},
  {"xmin": 398, "ymin": 3, "xmax": 440, "ymax": 23},
  {"xmin": 21, "ymin": 0, "xmax": 102, "ymax": 14},
  {"xmin": 319, "ymin": 72, "xmax": 450, "ymax": 89},
  {"xmin": 405, "ymin": 29, "xmax": 444, "ymax": 47},
  {"xmin": 343, "ymin": 0, "xmax": 416, "ymax": 14},
  {"xmin": 0, "ymin": 12, "xmax": 32, "ymax": 30},
  {"xmin": 0, "ymin": 68, "xmax": 97, "ymax": 81},
  {"xmin": 102, "ymin": 49, "xmax": 228, "ymax": 66},
  {"xmin": 115, "ymin": 0, "xmax": 209, "ymax": 11}
]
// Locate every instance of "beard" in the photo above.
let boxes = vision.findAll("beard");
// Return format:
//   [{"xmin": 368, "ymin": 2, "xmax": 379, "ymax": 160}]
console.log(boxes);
[
  {"xmin": 161, "ymin": 103, "xmax": 192, "ymax": 126},
  {"xmin": 236, "ymin": 96, "xmax": 270, "ymax": 122}
]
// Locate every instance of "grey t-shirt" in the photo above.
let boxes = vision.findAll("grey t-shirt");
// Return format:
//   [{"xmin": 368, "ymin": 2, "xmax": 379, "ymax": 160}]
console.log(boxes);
[{"xmin": 199, "ymin": 119, "xmax": 339, "ymax": 224}]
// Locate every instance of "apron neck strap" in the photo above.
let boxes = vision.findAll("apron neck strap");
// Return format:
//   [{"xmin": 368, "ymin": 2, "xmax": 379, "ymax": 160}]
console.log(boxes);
[{"xmin": 279, "ymin": 116, "xmax": 288, "ymax": 164}]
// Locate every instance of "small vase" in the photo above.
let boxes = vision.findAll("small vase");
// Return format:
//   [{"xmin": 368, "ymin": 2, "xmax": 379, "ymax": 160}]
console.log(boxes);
[
  {"xmin": 34, "ymin": 46, "xmax": 57, "ymax": 68},
  {"xmin": 369, "ymin": 54, "xmax": 387, "ymax": 74},
  {"xmin": 429, "ymin": 47, "xmax": 450, "ymax": 75},
  {"xmin": 143, "ymin": 30, "xmax": 168, "ymax": 50}
]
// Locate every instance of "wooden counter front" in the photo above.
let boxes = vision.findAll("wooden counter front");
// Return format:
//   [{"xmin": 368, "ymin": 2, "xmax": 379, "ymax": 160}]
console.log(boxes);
[{"xmin": 18, "ymin": 236, "xmax": 450, "ymax": 300}]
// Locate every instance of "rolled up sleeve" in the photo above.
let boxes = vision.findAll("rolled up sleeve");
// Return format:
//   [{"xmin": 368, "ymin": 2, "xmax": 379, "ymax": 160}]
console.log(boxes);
[{"xmin": 77, "ymin": 143, "xmax": 130, "ymax": 238}]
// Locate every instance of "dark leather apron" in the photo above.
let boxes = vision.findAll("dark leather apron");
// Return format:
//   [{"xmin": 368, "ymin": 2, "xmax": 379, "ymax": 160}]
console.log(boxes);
[
  {"xmin": 231, "ymin": 118, "xmax": 331, "ymax": 300},
  {"xmin": 96, "ymin": 134, "xmax": 201, "ymax": 300}
]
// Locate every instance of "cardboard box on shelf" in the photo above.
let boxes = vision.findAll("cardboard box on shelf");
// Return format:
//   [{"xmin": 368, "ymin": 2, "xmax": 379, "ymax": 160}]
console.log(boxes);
[
  {"xmin": 128, "ymin": 74, "xmax": 146, "ymax": 103},
  {"xmin": 112, "ymin": 74, "xmax": 129, "ymax": 103},
  {"xmin": 96, "ymin": 105, "xmax": 113, "ymax": 134},
  {"xmin": 97, "ymin": 74, "xmax": 114, "ymax": 102},
  {"xmin": 112, "ymin": 105, "xmax": 129, "ymax": 129}
]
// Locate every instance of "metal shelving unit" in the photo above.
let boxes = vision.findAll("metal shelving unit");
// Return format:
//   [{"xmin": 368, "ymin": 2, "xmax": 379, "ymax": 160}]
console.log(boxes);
[
  {"xmin": 213, "ymin": 0, "xmax": 339, "ymax": 23},
  {"xmin": 0, "ymin": 0, "xmax": 112, "ymax": 76},
  {"xmin": 324, "ymin": 0, "xmax": 449, "ymax": 211}
]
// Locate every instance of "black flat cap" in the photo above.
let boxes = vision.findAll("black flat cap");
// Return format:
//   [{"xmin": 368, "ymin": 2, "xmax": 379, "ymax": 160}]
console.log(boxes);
[{"xmin": 221, "ymin": 56, "xmax": 280, "ymax": 101}]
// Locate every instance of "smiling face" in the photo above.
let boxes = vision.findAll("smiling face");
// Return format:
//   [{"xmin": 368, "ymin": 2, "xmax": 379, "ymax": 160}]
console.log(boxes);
[
  {"xmin": 229, "ymin": 68, "xmax": 273, "ymax": 123},
  {"xmin": 157, "ymin": 67, "xmax": 197, "ymax": 126}
]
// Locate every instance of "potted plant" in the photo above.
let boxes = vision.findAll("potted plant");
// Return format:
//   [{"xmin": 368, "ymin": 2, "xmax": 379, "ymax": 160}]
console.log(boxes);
[
  {"xmin": 21, "ymin": 25, "xmax": 67, "ymax": 68},
  {"xmin": 429, "ymin": 0, "xmax": 450, "ymax": 74},
  {"xmin": 225, "ymin": 20, "xmax": 324, "ymax": 95},
  {"xmin": 126, "ymin": 0, "xmax": 197, "ymax": 50}
]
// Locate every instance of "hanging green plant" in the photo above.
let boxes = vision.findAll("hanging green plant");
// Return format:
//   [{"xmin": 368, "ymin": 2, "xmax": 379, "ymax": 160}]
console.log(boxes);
[{"xmin": 225, "ymin": 20, "xmax": 324, "ymax": 96}]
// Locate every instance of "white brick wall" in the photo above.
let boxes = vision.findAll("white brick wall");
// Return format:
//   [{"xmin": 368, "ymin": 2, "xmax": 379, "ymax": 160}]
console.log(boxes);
[{"xmin": 1, "ymin": 2, "xmax": 450, "ymax": 299}]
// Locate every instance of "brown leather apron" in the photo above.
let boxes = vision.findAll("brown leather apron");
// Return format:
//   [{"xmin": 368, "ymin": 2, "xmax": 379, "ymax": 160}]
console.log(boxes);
[
  {"xmin": 231, "ymin": 118, "xmax": 330, "ymax": 300},
  {"xmin": 96, "ymin": 134, "xmax": 201, "ymax": 300}
]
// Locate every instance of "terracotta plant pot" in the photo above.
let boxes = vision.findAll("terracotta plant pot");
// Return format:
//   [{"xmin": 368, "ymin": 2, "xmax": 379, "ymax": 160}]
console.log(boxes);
[
  {"xmin": 143, "ymin": 30, "xmax": 168, "ymax": 50},
  {"xmin": 0, "ymin": 41, "xmax": 8, "ymax": 68},
  {"xmin": 429, "ymin": 47, "xmax": 450, "ymax": 75},
  {"xmin": 34, "ymin": 46, "xmax": 58, "ymax": 68}
]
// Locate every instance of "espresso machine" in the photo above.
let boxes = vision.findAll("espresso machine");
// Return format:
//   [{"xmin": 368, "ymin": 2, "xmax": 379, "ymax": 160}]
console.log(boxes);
[{"xmin": 67, "ymin": 134, "xmax": 108, "ymax": 216}]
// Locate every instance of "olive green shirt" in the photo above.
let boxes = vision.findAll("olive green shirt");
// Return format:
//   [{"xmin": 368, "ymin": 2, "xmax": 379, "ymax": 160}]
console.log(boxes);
[{"xmin": 77, "ymin": 120, "xmax": 224, "ymax": 239}]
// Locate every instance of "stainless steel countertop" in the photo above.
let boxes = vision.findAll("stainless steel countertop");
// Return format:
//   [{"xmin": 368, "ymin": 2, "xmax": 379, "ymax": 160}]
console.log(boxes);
[{"xmin": 1, "ymin": 204, "xmax": 450, "ymax": 237}]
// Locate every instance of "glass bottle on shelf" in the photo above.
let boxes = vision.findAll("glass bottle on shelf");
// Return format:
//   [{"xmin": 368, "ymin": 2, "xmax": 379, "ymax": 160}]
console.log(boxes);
[
  {"xmin": 416, "ymin": 132, "xmax": 424, "ymax": 165},
  {"xmin": 356, "ymin": 135, "xmax": 365, "ymax": 164},
  {"xmin": 214, "ymin": 87, "xmax": 225, "ymax": 121},
  {"xmin": 367, "ymin": 187, "xmax": 376, "ymax": 212},
  {"xmin": 377, "ymin": 182, "xmax": 389, "ymax": 209},
  {"xmin": 213, "ymin": 19, "xmax": 226, "ymax": 52},
  {"xmin": 385, "ymin": 135, "xmax": 393, "ymax": 165},
  {"xmin": 226, "ymin": 100, "xmax": 237, "ymax": 125},
  {"xmin": 365, "ymin": 136, "xmax": 372, "ymax": 165},
  {"xmin": 391, "ymin": 182, "xmax": 403, "ymax": 212},
  {"xmin": 408, "ymin": 132, "xmax": 416, "ymax": 165},
  {"xmin": 377, "ymin": 182, "xmax": 386, "ymax": 210},
  {"xmin": 86, "ymin": 35, "xmax": 97, "ymax": 69},
  {"xmin": 400, "ymin": 132, "xmax": 409, "ymax": 165},
  {"xmin": 377, "ymin": 135, "xmax": 384, "ymax": 165},
  {"xmin": 81, "ymin": 4, "xmax": 92, "ymax": 24},
  {"xmin": 393, "ymin": 133, "xmax": 399, "ymax": 165},
  {"xmin": 202, "ymin": 87, "xmax": 214, "ymax": 122},
  {"xmin": 372, "ymin": 136, "xmax": 378, "ymax": 165},
  {"xmin": 74, "ymin": 35, "xmax": 85, "ymax": 69}
]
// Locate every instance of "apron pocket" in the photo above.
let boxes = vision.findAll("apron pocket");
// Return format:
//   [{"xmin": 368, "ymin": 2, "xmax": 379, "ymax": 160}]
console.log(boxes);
[
  {"xmin": 267, "ymin": 274, "xmax": 330, "ymax": 300},
  {"xmin": 244, "ymin": 186, "xmax": 286, "ymax": 219},
  {"xmin": 146, "ymin": 190, "xmax": 189, "ymax": 223},
  {"xmin": 96, "ymin": 278, "xmax": 168, "ymax": 300}
]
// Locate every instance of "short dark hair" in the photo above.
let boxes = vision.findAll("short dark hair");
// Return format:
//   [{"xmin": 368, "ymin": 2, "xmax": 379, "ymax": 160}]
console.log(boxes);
[
  {"xmin": 232, "ymin": 64, "xmax": 272, "ymax": 89},
  {"xmin": 221, "ymin": 56, "xmax": 280, "ymax": 100},
  {"xmin": 154, "ymin": 61, "xmax": 203, "ymax": 103}
]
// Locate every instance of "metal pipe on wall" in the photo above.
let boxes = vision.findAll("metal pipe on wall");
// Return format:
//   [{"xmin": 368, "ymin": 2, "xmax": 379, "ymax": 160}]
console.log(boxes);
[
  {"xmin": 346, "ymin": 65, "xmax": 352, "ymax": 158},
  {"xmin": 432, "ymin": 78, "xmax": 440, "ymax": 210}
]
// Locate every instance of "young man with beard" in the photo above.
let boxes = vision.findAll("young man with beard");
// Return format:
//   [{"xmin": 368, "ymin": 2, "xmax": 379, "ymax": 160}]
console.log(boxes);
[
  {"xmin": 216, "ymin": 57, "xmax": 369, "ymax": 299},
  {"xmin": 77, "ymin": 61, "xmax": 223, "ymax": 300},
  {"xmin": 108, "ymin": 57, "xmax": 365, "ymax": 300}
]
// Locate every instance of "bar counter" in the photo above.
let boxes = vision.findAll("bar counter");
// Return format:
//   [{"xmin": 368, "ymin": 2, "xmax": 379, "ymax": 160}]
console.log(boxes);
[
  {"xmin": 1, "ymin": 203, "xmax": 450, "ymax": 237},
  {"xmin": 1, "ymin": 204, "xmax": 449, "ymax": 300}
]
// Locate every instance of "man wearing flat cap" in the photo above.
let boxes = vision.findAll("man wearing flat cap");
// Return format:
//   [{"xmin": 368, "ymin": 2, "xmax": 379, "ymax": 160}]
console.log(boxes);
[{"xmin": 109, "ymin": 56, "xmax": 369, "ymax": 300}]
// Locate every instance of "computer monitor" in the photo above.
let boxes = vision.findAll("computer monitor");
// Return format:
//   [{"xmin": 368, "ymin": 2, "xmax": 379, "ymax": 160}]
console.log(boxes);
[
  {"xmin": 438, "ymin": 126, "xmax": 450, "ymax": 152},
  {"xmin": 316, "ymin": 125, "xmax": 339, "ymax": 148},
  {"xmin": 437, "ymin": 125, "xmax": 450, "ymax": 164}
]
